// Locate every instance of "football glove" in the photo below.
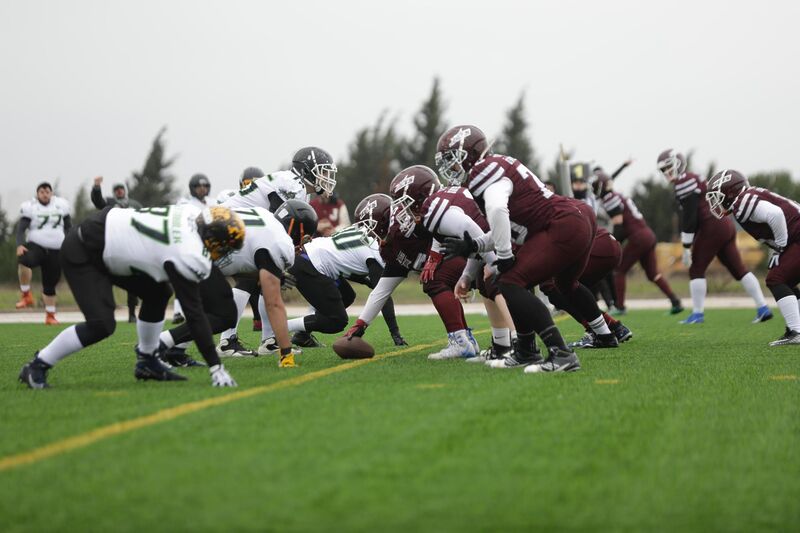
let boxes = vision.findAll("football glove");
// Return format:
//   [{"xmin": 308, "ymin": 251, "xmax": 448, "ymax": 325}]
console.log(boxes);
[
  {"xmin": 681, "ymin": 248, "xmax": 692, "ymax": 268},
  {"xmin": 345, "ymin": 319, "xmax": 368, "ymax": 339},
  {"xmin": 420, "ymin": 251, "xmax": 443, "ymax": 283},
  {"xmin": 209, "ymin": 364, "xmax": 237, "ymax": 387},
  {"xmin": 390, "ymin": 330, "xmax": 408, "ymax": 346},
  {"xmin": 441, "ymin": 231, "xmax": 477, "ymax": 260},
  {"xmin": 281, "ymin": 272, "xmax": 297, "ymax": 290},
  {"xmin": 493, "ymin": 255, "xmax": 516, "ymax": 274}
]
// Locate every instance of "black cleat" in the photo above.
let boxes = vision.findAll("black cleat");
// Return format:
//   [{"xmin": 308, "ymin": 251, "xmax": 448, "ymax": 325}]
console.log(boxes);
[
  {"xmin": 488, "ymin": 345, "xmax": 544, "ymax": 369},
  {"xmin": 19, "ymin": 355, "xmax": 51, "ymax": 389},
  {"xmin": 611, "ymin": 322, "xmax": 633, "ymax": 343},
  {"xmin": 162, "ymin": 345, "xmax": 205, "ymax": 368},
  {"xmin": 584, "ymin": 332, "xmax": 619, "ymax": 349},
  {"xmin": 669, "ymin": 301, "xmax": 684, "ymax": 315},
  {"xmin": 292, "ymin": 331, "xmax": 324, "ymax": 348},
  {"xmin": 134, "ymin": 349, "xmax": 187, "ymax": 382},
  {"xmin": 568, "ymin": 332, "xmax": 595, "ymax": 349},
  {"xmin": 524, "ymin": 347, "xmax": 581, "ymax": 373}
]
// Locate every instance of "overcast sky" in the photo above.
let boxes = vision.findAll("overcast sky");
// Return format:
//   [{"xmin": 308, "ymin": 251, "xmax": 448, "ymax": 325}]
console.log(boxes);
[{"xmin": 1, "ymin": 0, "xmax": 799, "ymax": 214}]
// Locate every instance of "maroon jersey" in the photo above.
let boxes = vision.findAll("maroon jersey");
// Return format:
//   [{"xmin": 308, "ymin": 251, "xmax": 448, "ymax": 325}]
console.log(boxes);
[
  {"xmin": 380, "ymin": 221, "xmax": 431, "ymax": 277},
  {"xmin": 420, "ymin": 185, "xmax": 489, "ymax": 241},
  {"xmin": 600, "ymin": 191, "xmax": 648, "ymax": 238},
  {"xmin": 467, "ymin": 154, "xmax": 568, "ymax": 234},
  {"xmin": 731, "ymin": 187, "xmax": 800, "ymax": 246},
  {"xmin": 672, "ymin": 172, "xmax": 714, "ymax": 224}
]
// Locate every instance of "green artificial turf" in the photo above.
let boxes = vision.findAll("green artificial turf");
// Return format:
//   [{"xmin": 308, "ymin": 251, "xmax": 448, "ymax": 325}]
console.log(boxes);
[{"xmin": 0, "ymin": 310, "xmax": 798, "ymax": 532}]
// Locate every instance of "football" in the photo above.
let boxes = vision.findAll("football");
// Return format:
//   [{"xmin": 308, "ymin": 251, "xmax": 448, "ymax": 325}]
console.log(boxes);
[{"xmin": 332, "ymin": 335, "xmax": 375, "ymax": 360}]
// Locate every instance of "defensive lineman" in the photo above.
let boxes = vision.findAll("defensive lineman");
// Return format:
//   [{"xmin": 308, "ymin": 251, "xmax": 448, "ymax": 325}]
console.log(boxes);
[{"xmin": 19, "ymin": 204, "xmax": 246, "ymax": 388}]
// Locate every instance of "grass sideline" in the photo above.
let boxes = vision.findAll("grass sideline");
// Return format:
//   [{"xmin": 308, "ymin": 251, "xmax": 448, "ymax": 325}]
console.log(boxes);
[{"xmin": 0, "ymin": 310, "xmax": 798, "ymax": 531}]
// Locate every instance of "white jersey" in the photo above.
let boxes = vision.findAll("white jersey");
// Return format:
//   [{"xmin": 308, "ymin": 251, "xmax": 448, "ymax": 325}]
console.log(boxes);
[
  {"xmin": 222, "ymin": 170, "xmax": 308, "ymax": 211},
  {"xmin": 177, "ymin": 196, "xmax": 209, "ymax": 209},
  {"xmin": 102, "ymin": 205, "xmax": 211, "ymax": 283},
  {"xmin": 216, "ymin": 189, "xmax": 237, "ymax": 205},
  {"xmin": 304, "ymin": 225, "xmax": 383, "ymax": 281},
  {"xmin": 215, "ymin": 207, "xmax": 295, "ymax": 276},
  {"xmin": 20, "ymin": 196, "xmax": 71, "ymax": 249}
]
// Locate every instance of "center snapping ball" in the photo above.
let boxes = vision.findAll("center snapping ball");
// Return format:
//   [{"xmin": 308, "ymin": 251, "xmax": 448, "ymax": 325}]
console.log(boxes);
[{"xmin": 332, "ymin": 335, "xmax": 375, "ymax": 360}]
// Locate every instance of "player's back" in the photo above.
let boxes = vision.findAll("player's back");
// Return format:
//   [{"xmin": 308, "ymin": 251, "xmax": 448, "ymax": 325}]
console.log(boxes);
[
  {"xmin": 421, "ymin": 185, "xmax": 489, "ymax": 239},
  {"xmin": 223, "ymin": 170, "xmax": 307, "ymax": 210},
  {"xmin": 601, "ymin": 191, "xmax": 648, "ymax": 235},
  {"xmin": 734, "ymin": 187, "xmax": 800, "ymax": 243},
  {"xmin": 216, "ymin": 207, "xmax": 295, "ymax": 276},
  {"xmin": 304, "ymin": 225, "xmax": 382, "ymax": 280}
]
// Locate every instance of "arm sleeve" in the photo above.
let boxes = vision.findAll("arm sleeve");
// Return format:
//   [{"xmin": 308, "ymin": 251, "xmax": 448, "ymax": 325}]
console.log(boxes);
[
  {"xmin": 164, "ymin": 261, "xmax": 219, "ymax": 366},
  {"xmin": 462, "ymin": 258, "xmax": 483, "ymax": 281},
  {"xmin": 63, "ymin": 215, "xmax": 72, "ymax": 234},
  {"xmin": 678, "ymin": 193, "xmax": 699, "ymax": 246},
  {"xmin": 435, "ymin": 207, "xmax": 497, "ymax": 264},
  {"xmin": 358, "ymin": 276, "xmax": 405, "ymax": 325},
  {"xmin": 749, "ymin": 200, "xmax": 789, "ymax": 249},
  {"xmin": 254, "ymin": 248, "xmax": 284, "ymax": 277},
  {"xmin": 16, "ymin": 217, "xmax": 31, "ymax": 246},
  {"xmin": 90, "ymin": 186, "xmax": 107, "ymax": 209},
  {"xmin": 611, "ymin": 161, "xmax": 631, "ymax": 179},
  {"xmin": 482, "ymin": 178, "xmax": 514, "ymax": 259},
  {"xmin": 268, "ymin": 192, "xmax": 284, "ymax": 212}
]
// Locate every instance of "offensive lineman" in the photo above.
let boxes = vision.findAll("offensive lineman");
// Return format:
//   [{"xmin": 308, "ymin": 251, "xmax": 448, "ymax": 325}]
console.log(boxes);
[
  {"xmin": 19, "ymin": 204, "xmax": 245, "ymax": 388},
  {"xmin": 15, "ymin": 182, "xmax": 71, "ymax": 324}
]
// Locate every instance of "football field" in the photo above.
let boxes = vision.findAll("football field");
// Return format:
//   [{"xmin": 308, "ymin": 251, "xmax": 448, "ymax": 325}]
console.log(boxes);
[{"xmin": 1, "ymin": 309, "xmax": 798, "ymax": 532}]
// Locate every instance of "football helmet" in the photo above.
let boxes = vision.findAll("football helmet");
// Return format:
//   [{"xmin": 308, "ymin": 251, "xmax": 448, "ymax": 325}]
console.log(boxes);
[
  {"xmin": 435, "ymin": 125, "xmax": 489, "ymax": 185},
  {"xmin": 389, "ymin": 165, "xmax": 441, "ymax": 236},
  {"xmin": 354, "ymin": 193, "xmax": 393, "ymax": 244},
  {"xmin": 274, "ymin": 199, "xmax": 319, "ymax": 247},
  {"xmin": 657, "ymin": 149, "xmax": 687, "ymax": 182},
  {"xmin": 706, "ymin": 169, "xmax": 749, "ymax": 219},
  {"xmin": 189, "ymin": 173, "xmax": 211, "ymax": 200},
  {"xmin": 196, "ymin": 206, "xmax": 245, "ymax": 261},
  {"xmin": 291, "ymin": 147, "xmax": 337, "ymax": 197},
  {"xmin": 240, "ymin": 166, "xmax": 264, "ymax": 188},
  {"xmin": 592, "ymin": 171, "xmax": 613, "ymax": 197}
]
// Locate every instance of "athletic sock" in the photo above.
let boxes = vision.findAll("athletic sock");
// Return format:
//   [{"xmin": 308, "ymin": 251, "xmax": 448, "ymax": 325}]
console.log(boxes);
[
  {"xmin": 539, "ymin": 325, "xmax": 567, "ymax": 351},
  {"xmin": 287, "ymin": 317, "xmax": 306, "ymax": 333},
  {"xmin": 38, "ymin": 325, "xmax": 84, "ymax": 366},
  {"xmin": 159, "ymin": 330, "xmax": 176, "ymax": 349},
  {"xmin": 491, "ymin": 327, "xmax": 511, "ymax": 348},
  {"xmin": 136, "ymin": 319, "xmax": 164, "ymax": 354},
  {"xmin": 430, "ymin": 291, "xmax": 467, "ymax": 332},
  {"xmin": 20, "ymin": 284, "xmax": 31, "ymax": 293},
  {"xmin": 689, "ymin": 278, "xmax": 707, "ymax": 314},
  {"xmin": 776, "ymin": 295, "xmax": 800, "ymax": 332},
  {"xmin": 45, "ymin": 305, "xmax": 56, "ymax": 314},
  {"xmin": 587, "ymin": 315, "xmax": 612, "ymax": 335},
  {"xmin": 740, "ymin": 272, "xmax": 767, "ymax": 308},
  {"xmin": 602, "ymin": 312, "xmax": 619, "ymax": 327}
]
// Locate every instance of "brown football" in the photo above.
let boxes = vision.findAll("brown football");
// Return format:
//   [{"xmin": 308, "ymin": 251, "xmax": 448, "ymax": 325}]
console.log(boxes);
[{"xmin": 332, "ymin": 336, "xmax": 375, "ymax": 359}]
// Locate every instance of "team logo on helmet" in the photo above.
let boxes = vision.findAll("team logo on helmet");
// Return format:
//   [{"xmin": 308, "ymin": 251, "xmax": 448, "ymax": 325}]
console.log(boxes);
[
  {"xmin": 392, "ymin": 174, "xmax": 415, "ymax": 194},
  {"xmin": 449, "ymin": 127, "xmax": 472, "ymax": 147},
  {"xmin": 357, "ymin": 199, "xmax": 378, "ymax": 220}
]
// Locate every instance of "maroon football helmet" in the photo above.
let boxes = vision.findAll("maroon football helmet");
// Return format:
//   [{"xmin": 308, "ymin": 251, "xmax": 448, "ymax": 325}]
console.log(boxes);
[
  {"xmin": 706, "ymin": 169, "xmax": 749, "ymax": 219},
  {"xmin": 389, "ymin": 165, "xmax": 441, "ymax": 236},
  {"xmin": 353, "ymin": 193, "xmax": 392, "ymax": 243},
  {"xmin": 657, "ymin": 149, "xmax": 687, "ymax": 182},
  {"xmin": 435, "ymin": 125, "xmax": 489, "ymax": 185},
  {"xmin": 592, "ymin": 171, "xmax": 613, "ymax": 197}
]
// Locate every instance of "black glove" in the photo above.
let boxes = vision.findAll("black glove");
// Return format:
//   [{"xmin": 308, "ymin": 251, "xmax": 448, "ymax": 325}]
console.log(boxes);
[
  {"xmin": 493, "ymin": 256, "xmax": 516, "ymax": 274},
  {"xmin": 390, "ymin": 331, "xmax": 408, "ymax": 346},
  {"xmin": 441, "ymin": 231, "xmax": 478, "ymax": 260},
  {"xmin": 281, "ymin": 272, "xmax": 297, "ymax": 290}
]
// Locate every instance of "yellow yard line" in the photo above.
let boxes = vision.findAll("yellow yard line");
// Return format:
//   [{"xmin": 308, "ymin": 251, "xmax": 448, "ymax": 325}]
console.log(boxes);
[{"xmin": 1, "ymin": 329, "xmax": 492, "ymax": 473}]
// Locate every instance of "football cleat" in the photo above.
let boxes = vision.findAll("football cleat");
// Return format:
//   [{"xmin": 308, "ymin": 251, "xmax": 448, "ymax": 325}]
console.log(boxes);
[
  {"xmin": 19, "ymin": 355, "xmax": 51, "ymax": 389},
  {"xmin": 162, "ymin": 345, "xmax": 205, "ymax": 368},
  {"xmin": 752, "ymin": 306, "xmax": 773, "ymax": 324},
  {"xmin": 669, "ymin": 301, "xmax": 685, "ymax": 315},
  {"xmin": 258, "ymin": 337, "xmax": 301, "ymax": 356},
  {"xmin": 488, "ymin": 346, "xmax": 544, "ymax": 369},
  {"xmin": 134, "ymin": 349, "xmax": 187, "ymax": 382},
  {"xmin": 466, "ymin": 343, "xmax": 511, "ymax": 364},
  {"xmin": 128, "ymin": 311, "xmax": 137, "ymax": 324},
  {"xmin": 769, "ymin": 328, "xmax": 800, "ymax": 346},
  {"xmin": 44, "ymin": 312, "xmax": 59, "ymax": 325},
  {"xmin": 611, "ymin": 322, "xmax": 633, "ymax": 343},
  {"xmin": 568, "ymin": 332, "xmax": 594, "ymax": 349},
  {"xmin": 15, "ymin": 291, "xmax": 34, "ymax": 309},
  {"xmin": 292, "ymin": 331, "xmax": 324, "ymax": 348},
  {"xmin": 171, "ymin": 312, "xmax": 185, "ymax": 325},
  {"xmin": 610, "ymin": 306, "xmax": 627, "ymax": 316},
  {"xmin": 252, "ymin": 319, "xmax": 262, "ymax": 332},
  {"xmin": 217, "ymin": 335, "xmax": 257, "ymax": 357},
  {"xmin": 428, "ymin": 331, "xmax": 477, "ymax": 360},
  {"xmin": 583, "ymin": 333, "xmax": 619, "ymax": 349},
  {"xmin": 524, "ymin": 347, "xmax": 581, "ymax": 373},
  {"xmin": 680, "ymin": 312, "xmax": 704, "ymax": 324}
]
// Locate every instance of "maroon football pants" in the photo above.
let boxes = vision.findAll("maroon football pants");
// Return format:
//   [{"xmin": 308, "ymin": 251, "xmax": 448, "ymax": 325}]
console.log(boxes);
[
  {"xmin": 422, "ymin": 256, "xmax": 467, "ymax": 333},
  {"xmin": 615, "ymin": 227, "xmax": 676, "ymax": 308},
  {"xmin": 766, "ymin": 241, "xmax": 800, "ymax": 289},
  {"xmin": 690, "ymin": 217, "xmax": 747, "ymax": 280}
]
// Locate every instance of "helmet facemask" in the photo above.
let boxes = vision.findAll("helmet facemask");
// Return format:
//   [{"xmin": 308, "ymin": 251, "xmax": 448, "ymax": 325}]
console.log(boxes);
[
  {"xmin": 435, "ymin": 148, "xmax": 467, "ymax": 186},
  {"xmin": 705, "ymin": 172, "xmax": 735, "ymax": 219},
  {"xmin": 657, "ymin": 151, "xmax": 685, "ymax": 183},
  {"xmin": 309, "ymin": 162, "xmax": 338, "ymax": 197},
  {"xmin": 390, "ymin": 193, "xmax": 418, "ymax": 237}
]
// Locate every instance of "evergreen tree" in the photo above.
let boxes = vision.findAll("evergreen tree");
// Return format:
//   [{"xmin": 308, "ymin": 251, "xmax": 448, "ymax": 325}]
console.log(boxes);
[
  {"xmin": 496, "ymin": 92, "xmax": 539, "ymax": 175},
  {"xmin": 127, "ymin": 126, "xmax": 178, "ymax": 207},
  {"xmin": 336, "ymin": 113, "xmax": 401, "ymax": 209},
  {"xmin": 0, "ymin": 195, "xmax": 10, "ymax": 243},
  {"xmin": 398, "ymin": 78, "xmax": 447, "ymax": 169},
  {"xmin": 71, "ymin": 184, "xmax": 92, "ymax": 224},
  {"xmin": 750, "ymin": 171, "xmax": 800, "ymax": 199}
]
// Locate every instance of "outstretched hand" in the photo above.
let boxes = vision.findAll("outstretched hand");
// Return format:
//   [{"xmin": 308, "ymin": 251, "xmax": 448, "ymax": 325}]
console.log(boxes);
[{"xmin": 441, "ymin": 231, "xmax": 477, "ymax": 260}]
